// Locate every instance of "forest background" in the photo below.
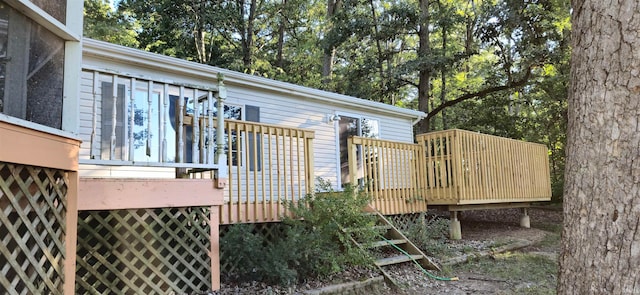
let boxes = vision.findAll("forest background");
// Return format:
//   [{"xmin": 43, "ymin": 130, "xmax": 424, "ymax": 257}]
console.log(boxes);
[{"xmin": 84, "ymin": 0, "xmax": 569, "ymax": 200}]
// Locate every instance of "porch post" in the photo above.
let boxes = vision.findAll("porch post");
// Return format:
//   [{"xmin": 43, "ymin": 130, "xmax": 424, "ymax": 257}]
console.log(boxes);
[
  {"xmin": 63, "ymin": 172, "xmax": 78, "ymax": 295},
  {"xmin": 215, "ymin": 75, "xmax": 228, "ymax": 188}
]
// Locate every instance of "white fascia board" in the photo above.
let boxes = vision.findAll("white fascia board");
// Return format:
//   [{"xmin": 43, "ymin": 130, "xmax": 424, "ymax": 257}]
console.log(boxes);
[{"xmin": 82, "ymin": 38, "xmax": 426, "ymax": 121}]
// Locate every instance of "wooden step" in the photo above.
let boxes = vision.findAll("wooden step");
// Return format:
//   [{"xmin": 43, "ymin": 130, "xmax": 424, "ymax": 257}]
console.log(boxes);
[
  {"xmin": 368, "ymin": 239, "xmax": 407, "ymax": 248},
  {"xmin": 375, "ymin": 254, "xmax": 423, "ymax": 267}
]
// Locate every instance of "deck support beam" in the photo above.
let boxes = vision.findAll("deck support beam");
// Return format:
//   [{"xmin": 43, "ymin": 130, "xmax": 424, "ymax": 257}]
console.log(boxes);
[
  {"xmin": 449, "ymin": 211, "xmax": 462, "ymax": 240},
  {"xmin": 520, "ymin": 208, "xmax": 531, "ymax": 228}
]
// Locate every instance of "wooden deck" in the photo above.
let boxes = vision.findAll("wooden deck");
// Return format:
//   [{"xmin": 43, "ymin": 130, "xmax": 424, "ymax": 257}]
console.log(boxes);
[
  {"xmin": 347, "ymin": 130, "xmax": 551, "ymax": 215},
  {"xmin": 417, "ymin": 129, "xmax": 551, "ymax": 205}
]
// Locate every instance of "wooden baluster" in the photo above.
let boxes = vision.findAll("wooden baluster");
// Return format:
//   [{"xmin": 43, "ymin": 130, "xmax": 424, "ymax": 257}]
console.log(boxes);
[
  {"xmin": 90, "ymin": 71, "xmax": 98, "ymax": 159},
  {"xmin": 177, "ymin": 86, "xmax": 185, "ymax": 163},
  {"xmin": 128, "ymin": 78, "xmax": 136, "ymax": 161},
  {"xmin": 146, "ymin": 81, "xmax": 153, "ymax": 157},
  {"xmin": 161, "ymin": 84, "xmax": 169, "ymax": 162},
  {"xmin": 110, "ymin": 75, "xmax": 118, "ymax": 160},
  {"xmin": 192, "ymin": 88, "xmax": 200, "ymax": 164},
  {"xmin": 207, "ymin": 91, "xmax": 214, "ymax": 164}
]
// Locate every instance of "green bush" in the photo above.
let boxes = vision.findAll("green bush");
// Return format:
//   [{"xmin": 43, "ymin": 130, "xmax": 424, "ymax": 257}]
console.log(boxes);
[
  {"xmin": 397, "ymin": 213, "xmax": 450, "ymax": 257},
  {"xmin": 220, "ymin": 180, "xmax": 379, "ymax": 285}
]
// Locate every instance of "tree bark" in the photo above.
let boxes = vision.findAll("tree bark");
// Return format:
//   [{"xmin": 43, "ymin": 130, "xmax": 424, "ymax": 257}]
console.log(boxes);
[
  {"xmin": 558, "ymin": 0, "xmax": 640, "ymax": 294},
  {"xmin": 276, "ymin": 0, "xmax": 287, "ymax": 68},
  {"xmin": 416, "ymin": 0, "xmax": 431, "ymax": 134},
  {"xmin": 322, "ymin": 0, "xmax": 341, "ymax": 85},
  {"xmin": 240, "ymin": 0, "xmax": 258, "ymax": 71},
  {"xmin": 439, "ymin": 0, "xmax": 447, "ymax": 130}
]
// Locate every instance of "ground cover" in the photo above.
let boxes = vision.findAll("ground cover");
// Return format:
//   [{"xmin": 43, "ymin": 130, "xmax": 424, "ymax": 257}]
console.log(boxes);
[{"xmin": 210, "ymin": 206, "xmax": 563, "ymax": 294}]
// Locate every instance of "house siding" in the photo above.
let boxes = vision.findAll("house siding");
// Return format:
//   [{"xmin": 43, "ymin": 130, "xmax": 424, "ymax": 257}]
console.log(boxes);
[{"xmin": 78, "ymin": 52, "xmax": 419, "ymax": 191}]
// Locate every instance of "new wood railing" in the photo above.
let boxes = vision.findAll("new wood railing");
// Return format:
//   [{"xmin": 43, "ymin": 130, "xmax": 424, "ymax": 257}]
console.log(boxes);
[
  {"xmin": 416, "ymin": 129, "xmax": 551, "ymax": 205},
  {"xmin": 347, "ymin": 136, "xmax": 427, "ymax": 215},
  {"xmin": 347, "ymin": 130, "xmax": 552, "ymax": 213},
  {"xmin": 183, "ymin": 118, "xmax": 315, "ymax": 224},
  {"xmin": 219, "ymin": 120, "xmax": 315, "ymax": 224}
]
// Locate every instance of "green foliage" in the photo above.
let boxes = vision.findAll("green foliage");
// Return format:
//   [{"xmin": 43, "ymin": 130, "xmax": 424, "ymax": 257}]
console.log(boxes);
[
  {"xmin": 83, "ymin": 0, "xmax": 138, "ymax": 47},
  {"xmin": 220, "ymin": 183, "xmax": 378, "ymax": 285},
  {"xmin": 396, "ymin": 214, "xmax": 451, "ymax": 257}
]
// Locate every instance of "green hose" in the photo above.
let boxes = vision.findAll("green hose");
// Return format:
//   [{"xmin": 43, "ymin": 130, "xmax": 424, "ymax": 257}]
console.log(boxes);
[{"xmin": 381, "ymin": 236, "xmax": 459, "ymax": 281}]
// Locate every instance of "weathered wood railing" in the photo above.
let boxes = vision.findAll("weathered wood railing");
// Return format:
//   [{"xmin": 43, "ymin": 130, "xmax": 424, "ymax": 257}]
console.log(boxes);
[
  {"xmin": 78, "ymin": 68, "xmax": 223, "ymax": 171},
  {"xmin": 416, "ymin": 129, "xmax": 551, "ymax": 205},
  {"xmin": 347, "ymin": 136, "xmax": 427, "ymax": 215}
]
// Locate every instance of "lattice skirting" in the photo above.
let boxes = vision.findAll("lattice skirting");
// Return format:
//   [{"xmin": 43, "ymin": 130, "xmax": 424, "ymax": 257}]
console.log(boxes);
[
  {"xmin": 387, "ymin": 213, "xmax": 426, "ymax": 231},
  {"xmin": 0, "ymin": 162, "xmax": 69, "ymax": 295},
  {"xmin": 76, "ymin": 207, "xmax": 212, "ymax": 294}
]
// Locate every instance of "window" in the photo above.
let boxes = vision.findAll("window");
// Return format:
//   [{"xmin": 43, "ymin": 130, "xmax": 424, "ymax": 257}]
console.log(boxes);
[
  {"xmin": 0, "ymin": 2, "xmax": 65, "ymax": 129},
  {"xmin": 169, "ymin": 94, "xmax": 246, "ymax": 166},
  {"xmin": 338, "ymin": 115, "xmax": 379, "ymax": 186}
]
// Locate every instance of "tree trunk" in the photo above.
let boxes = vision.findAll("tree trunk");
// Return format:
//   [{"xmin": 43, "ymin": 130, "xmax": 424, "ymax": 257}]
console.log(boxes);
[
  {"xmin": 322, "ymin": 0, "xmax": 341, "ymax": 85},
  {"xmin": 416, "ymin": 0, "xmax": 431, "ymax": 134},
  {"xmin": 558, "ymin": 0, "xmax": 640, "ymax": 294},
  {"xmin": 241, "ymin": 0, "xmax": 258, "ymax": 71},
  {"xmin": 439, "ymin": 0, "xmax": 447, "ymax": 130},
  {"xmin": 369, "ymin": 0, "xmax": 386, "ymax": 102},
  {"xmin": 276, "ymin": 0, "xmax": 286, "ymax": 68}
]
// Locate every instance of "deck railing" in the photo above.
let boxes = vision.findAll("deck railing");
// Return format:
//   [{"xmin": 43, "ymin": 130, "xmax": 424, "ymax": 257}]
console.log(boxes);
[
  {"xmin": 416, "ymin": 129, "xmax": 551, "ymax": 205},
  {"xmin": 347, "ymin": 136, "xmax": 427, "ymax": 215},
  {"xmin": 348, "ymin": 130, "xmax": 552, "ymax": 212},
  {"xmin": 187, "ymin": 119, "xmax": 316, "ymax": 224},
  {"xmin": 79, "ymin": 68, "xmax": 223, "ymax": 171},
  {"xmin": 79, "ymin": 68, "xmax": 316, "ymax": 224},
  {"xmin": 219, "ymin": 120, "xmax": 314, "ymax": 224}
]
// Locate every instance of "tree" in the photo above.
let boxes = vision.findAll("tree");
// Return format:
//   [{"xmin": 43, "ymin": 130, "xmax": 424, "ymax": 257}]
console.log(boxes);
[
  {"xmin": 558, "ymin": 0, "xmax": 640, "ymax": 293},
  {"xmin": 83, "ymin": 0, "xmax": 138, "ymax": 47}
]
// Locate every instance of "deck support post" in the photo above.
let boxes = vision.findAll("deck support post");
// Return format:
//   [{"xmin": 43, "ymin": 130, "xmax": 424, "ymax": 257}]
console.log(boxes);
[
  {"xmin": 520, "ymin": 208, "xmax": 530, "ymax": 228},
  {"xmin": 449, "ymin": 211, "xmax": 462, "ymax": 240}
]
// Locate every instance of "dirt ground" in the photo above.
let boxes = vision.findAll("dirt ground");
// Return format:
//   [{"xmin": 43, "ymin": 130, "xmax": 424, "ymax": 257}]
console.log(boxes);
[
  {"xmin": 384, "ymin": 207, "xmax": 563, "ymax": 295},
  {"xmin": 212, "ymin": 206, "xmax": 563, "ymax": 295}
]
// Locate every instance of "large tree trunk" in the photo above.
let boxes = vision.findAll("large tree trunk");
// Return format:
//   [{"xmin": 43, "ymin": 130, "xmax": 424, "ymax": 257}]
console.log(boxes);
[
  {"xmin": 558, "ymin": 0, "xmax": 640, "ymax": 294},
  {"xmin": 241, "ymin": 0, "xmax": 258, "ymax": 71},
  {"xmin": 416, "ymin": 0, "xmax": 431, "ymax": 134}
]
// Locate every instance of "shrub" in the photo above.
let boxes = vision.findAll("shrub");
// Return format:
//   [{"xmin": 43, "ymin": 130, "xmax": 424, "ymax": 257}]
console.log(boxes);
[
  {"xmin": 220, "ymin": 180, "xmax": 379, "ymax": 285},
  {"xmin": 397, "ymin": 213, "xmax": 450, "ymax": 256}
]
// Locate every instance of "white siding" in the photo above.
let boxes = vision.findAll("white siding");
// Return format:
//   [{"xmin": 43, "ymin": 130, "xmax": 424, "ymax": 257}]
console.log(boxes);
[
  {"xmin": 79, "ymin": 53, "xmax": 419, "ymax": 189},
  {"xmin": 223, "ymin": 85, "xmax": 415, "ymax": 190}
]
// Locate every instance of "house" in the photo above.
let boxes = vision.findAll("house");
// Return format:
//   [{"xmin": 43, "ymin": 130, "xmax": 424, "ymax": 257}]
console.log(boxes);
[{"xmin": 0, "ymin": 1, "xmax": 550, "ymax": 294}]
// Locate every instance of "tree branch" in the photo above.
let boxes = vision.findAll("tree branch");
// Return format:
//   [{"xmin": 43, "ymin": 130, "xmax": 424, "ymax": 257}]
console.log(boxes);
[{"xmin": 425, "ymin": 67, "xmax": 532, "ymax": 120}]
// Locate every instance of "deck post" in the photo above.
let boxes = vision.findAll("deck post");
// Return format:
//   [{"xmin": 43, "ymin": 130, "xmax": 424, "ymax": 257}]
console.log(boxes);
[
  {"xmin": 520, "ymin": 208, "xmax": 531, "ymax": 228},
  {"xmin": 449, "ymin": 211, "xmax": 462, "ymax": 240},
  {"xmin": 214, "ymin": 75, "xmax": 228, "ymax": 188}
]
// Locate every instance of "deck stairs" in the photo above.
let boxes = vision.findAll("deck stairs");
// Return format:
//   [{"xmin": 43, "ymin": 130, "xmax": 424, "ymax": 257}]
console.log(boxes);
[{"xmin": 344, "ymin": 208, "xmax": 441, "ymax": 288}]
